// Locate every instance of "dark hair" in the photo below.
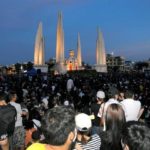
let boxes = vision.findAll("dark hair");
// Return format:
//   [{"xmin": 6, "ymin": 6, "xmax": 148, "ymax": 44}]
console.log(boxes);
[
  {"xmin": 24, "ymin": 120, "xmax": 34, "ymax": 130},
  {"xmin": 122, "ymin": 121, "xmax": 150, "ymax": 150},
  {"xmin": 41, "ymin": 106, "xmax": 75, "ymax": 146},
  {"xmin": 124, "ymin": 90, "xmax": 134, "ymax": 98},
  {"xmin": 106, "ymin": 104, "xmax": 126, "ymax": 130},
  {"xmin": 108, "ymin": 88, "xmax": 119, "ymax": 98},
  {"xmin": 32, "ymin": 130, "xmax": 41, "ymax": 141},
  {"xmin": 0, "ymin": 92, "xmax": 7, "ymax": 101},
  {"xmin": 105, "ymin": 103, "xmax": 126, "ymax": 149},
  {"xmin": 8, "ymin": 91, "xmax": 17, "ymax": 101}
]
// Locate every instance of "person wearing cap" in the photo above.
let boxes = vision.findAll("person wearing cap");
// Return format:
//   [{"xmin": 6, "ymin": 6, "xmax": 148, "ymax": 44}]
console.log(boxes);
[
  {"xmin": 98, "ymin": 89, "xmax": 119, "ymax": 130},
  {"xmin": 74, "ymin": 113, "xmax": 101, "ymax": 150},
  {"xmin": 91, "ymin": 91, "xmax": 105, "ymax": 134}
]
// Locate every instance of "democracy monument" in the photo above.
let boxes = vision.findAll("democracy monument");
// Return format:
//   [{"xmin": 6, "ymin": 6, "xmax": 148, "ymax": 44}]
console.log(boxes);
[{"xmin": 34, "ymin": 12, "xmax": 107, "ymax": 74}]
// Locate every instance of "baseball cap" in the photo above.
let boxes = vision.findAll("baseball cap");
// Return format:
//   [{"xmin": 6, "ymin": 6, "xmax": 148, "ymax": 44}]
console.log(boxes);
[
  {"xmin": 64, "ymin": 100, "xmax": 69, "ymax": 106},
  {"xmin": 75, "ymin": 113, "xmax": 92, "ymax": 132},
  {"xmin": 96, "ymin": 91, "xmax": 105, "ymax": 99}
]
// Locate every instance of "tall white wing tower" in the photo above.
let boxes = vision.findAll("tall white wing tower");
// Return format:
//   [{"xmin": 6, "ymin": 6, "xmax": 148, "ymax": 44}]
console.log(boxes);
[
  {"xmin": 56, "ymin": 12, "xmax": 64, "ymax": 63},
  {"xmin": 95, "ymin": 28, "xmax": 107, "ymax": 72},
  {"xmin": 77, "ymin": 33, "xmax": 82, "ymax": 67},
  {"xmin": 34, "ymin": 22, "xmax": 45, "ymax": 65}
]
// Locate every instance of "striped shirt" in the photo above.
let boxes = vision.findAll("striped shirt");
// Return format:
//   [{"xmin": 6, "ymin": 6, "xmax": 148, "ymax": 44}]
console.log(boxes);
[{"xmin": 75, "ymin": 134, "xmax": 101, "ymax": 150}]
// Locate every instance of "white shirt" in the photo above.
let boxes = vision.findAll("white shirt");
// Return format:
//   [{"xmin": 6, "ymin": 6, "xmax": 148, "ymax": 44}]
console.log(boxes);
[
  {"xmin": 98, "ymin": 98, "xmax": 119, "ymax": 118},
  {"xmin": 121, "ymin": 98, "xmax": 141, "ymax": 121},
  {"xmin": 32, "ymin": 119, "xmax": 41, "ymax": 129},
  {"xmin": 67, "ymin": 79, "xmax": 74, "ymax": 92},
  {"xmin": 22, "ymin": 89, "xmax": 28, "ymax": 98},
  {"xmin": 10, "ymin": 102, "xmax": 23, "ymax": 127},
  {"xmin": 42, "ymin": 97, "xmax": 49, "ymax": 108}
]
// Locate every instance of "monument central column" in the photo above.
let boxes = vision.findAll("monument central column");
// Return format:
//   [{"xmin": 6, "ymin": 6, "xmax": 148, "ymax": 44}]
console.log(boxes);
[
  {"xmin": 95, "ymin": 28, "xmax": 107, "ymax": 72},
  {"xmin": 34, "ymin": 22, "xmax": 45, "ymax": 66},
  {"xmin": 77, "ymin": 33, "xmax": 82, "ymax": 67},
  {"xmin": 55, "ymin": 11, "xmax": 66, "ymax": 74},
  {"xmin": 56, "ymin": 12, "xmax": 64, "ymax": 63}
]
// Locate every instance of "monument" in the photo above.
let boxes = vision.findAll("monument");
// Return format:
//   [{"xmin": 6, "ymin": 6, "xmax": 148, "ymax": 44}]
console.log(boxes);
[
  {"xmin": 55, "ymin": 11, "xmax": 66, "ymax": 74},
  {"xmin": 33, "ymin": 12, "xmax": 108, "ymax": 74},
  {"xmin": 34, "ymin": 22, "xmax": 48, "ymax": 73},
  {"xmin": 77, "ymin": 33, "xmax": 82, "ymax": 68},
  {"xmin": 66, "ymin": 33, "xmax": 84, "ymax": 71},
  {"xmin": 66, "ymin": 50, "xmax": 78, "ymax": 71},
  {"xmin": 94, "ymin": 28, "xmax": 107, "ymax": 72}
]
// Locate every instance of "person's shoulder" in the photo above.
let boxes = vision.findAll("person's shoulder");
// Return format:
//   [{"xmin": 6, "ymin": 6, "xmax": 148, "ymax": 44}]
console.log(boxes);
[
  {"xmin": 10, "ymin": 101, "xmax": 19, "ymax": 106},
  {"xmin": 15, "ymin": 102, "xmax": 21, "ymax": 106},
  {"xmin": 27, "ymin": 143, "xmax": 45, "ymax": 150},
  {"xmin": 12, "ymin": 102, "xmax": 21, "ymax": 109},
  {"xmin": 121, "ymin": 99, "xmax": 131, "ymax": 104},
  {"xmin": 7, "ymin": 103, "xmax": 16, "ymax": 109},
  {"xmin": 2, "ymin": 104, "xmax": 16, "ymax": 112},
  {"xmin": 134, "ymin": 100, "xmax": 141, "ymax": 106}
]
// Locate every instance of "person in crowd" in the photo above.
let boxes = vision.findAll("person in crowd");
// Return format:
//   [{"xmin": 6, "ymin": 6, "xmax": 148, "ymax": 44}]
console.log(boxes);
[
  {"xmin": 24, "ymin": 120, "xmax": 36, "ymax": 147},
  {"xmin": 49, "ymin": 95, "xmax": 61, "ymax": 108},
  {"xmin": 121, "ymin": 90, "xmax": 142, "ymax": 121},
  {"xmin": 91, "ymin": 90, "xmax": 105, "ymax": 134},
  {"xmin": 100, "ymin": 103, "xmax": 126, "ymax": 150},
  {"xmin": 121, "ymin": 121, "xmax": 150, "ymax": 150},
  {"xmin": 29, "ymin": 107, "xmax": 41, "ymax": 130},
  {"xmin": 98, "ymin": 90, "xmax": 119, "ymax": 130},
  {"xmin": 67, "ymin": 77, "xmax": 74, "ymax": 93},
  {"xmin": 27, "ymin": 106, "xmax": 76, "ymax": 150},
  {"xmin": 74, "ymin": 113, "xmax": 101, "ymax": 150},
  {"xmin": 0, "ymin": 92, "xmax": 16, "ymax": 150},
  {"xmin": 26, "ymin": 130, "xmax": 41, "ymax": 148},
  {"xmin": 118, "ymin": 91, "xmax": 125, "ymax": 102},
  {"xmin": 9, "ymin": 91, "xmax": 26, "ymax": 150}
]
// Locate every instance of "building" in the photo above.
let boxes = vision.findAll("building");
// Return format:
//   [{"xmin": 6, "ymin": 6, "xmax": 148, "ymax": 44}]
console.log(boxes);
[
  {"xmin": 124, "ymin": 60, "xmax": 135, "ymax": 71},
  {"xmin": 106, "ymin": 54, "xmax": 125, "ymax": 72},
  {"xmin": 66, "ymin": 50, "xmax": 78, "ymax": 71}
]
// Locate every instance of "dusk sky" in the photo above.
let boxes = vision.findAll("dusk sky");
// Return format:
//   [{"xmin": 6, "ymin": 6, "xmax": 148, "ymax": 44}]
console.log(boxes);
[{"xmin": 1, "ymin": 0, "xmax": 150, "ymax": 65}]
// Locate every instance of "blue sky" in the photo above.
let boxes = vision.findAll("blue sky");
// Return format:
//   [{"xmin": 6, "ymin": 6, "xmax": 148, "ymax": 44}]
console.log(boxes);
[{"xmin": 0, "ymin": 0, "xmax": 150, "ymax": 65}]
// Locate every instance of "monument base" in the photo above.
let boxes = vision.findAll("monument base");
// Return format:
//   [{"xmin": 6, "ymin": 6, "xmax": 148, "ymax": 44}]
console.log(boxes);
[
  {"xmin": 34, "ymin": 65, "xmax": 48, "ymax": 73},
  {"xmin": 94, "ymin": 64, "xmax": 107, "ymax": 73},
  {"xmin": 78, "ymin": 66, "xmax": 85, "ymax": 70},
  {"xmin": 54, "ymin": 63, "xmax": 67, "ymax": 74}
]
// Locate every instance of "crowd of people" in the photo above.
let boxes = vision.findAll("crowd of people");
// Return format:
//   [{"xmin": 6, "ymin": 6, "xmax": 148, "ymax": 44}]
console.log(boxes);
[{"xmin": 0, "ymin": 70, "xmax": 150, "ymax": 150}]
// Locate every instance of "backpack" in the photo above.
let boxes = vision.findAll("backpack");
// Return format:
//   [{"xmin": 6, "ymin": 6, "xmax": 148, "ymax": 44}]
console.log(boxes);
[{"xmin": 0, "ymin": 104, "xmax": 16, "ymax": 137}]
